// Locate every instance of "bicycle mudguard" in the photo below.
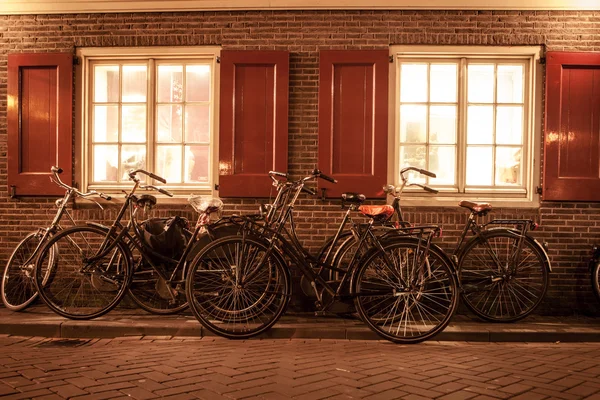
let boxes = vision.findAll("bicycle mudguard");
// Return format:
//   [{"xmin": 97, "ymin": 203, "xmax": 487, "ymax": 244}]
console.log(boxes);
[{"xmin": 460, "ymin": 227, "xmax": 552, "ymax": 273}]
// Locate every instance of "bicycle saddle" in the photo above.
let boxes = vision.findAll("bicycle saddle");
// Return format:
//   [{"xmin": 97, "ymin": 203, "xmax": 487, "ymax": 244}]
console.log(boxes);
[
  {"xmin": 459, "ymin": 200, "xmax": 492, "ymax": 215},
  {"xmin": 136, "ymin": 194, "xmax": 157, "ymax": 208},
  {"xmin": 341, "ymin": 192, "xmax": 366, "ymax": 204},
  {"xmin": 359, "ymin": 205, "xmax": 395, "ymax": 222}
]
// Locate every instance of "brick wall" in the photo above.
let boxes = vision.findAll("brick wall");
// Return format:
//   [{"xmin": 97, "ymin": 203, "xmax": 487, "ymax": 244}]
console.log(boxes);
[{"xmin": 1, "ymin": 10, "xmax": 599, "ymax": 316}]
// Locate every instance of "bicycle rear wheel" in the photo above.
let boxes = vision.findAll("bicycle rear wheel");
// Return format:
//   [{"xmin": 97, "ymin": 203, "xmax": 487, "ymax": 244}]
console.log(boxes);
[
  {"xmin": 1, "ymin": 232, "xmax": 55, "ymax": 311},
  {"xmin": 353, "ymin": 238, "xmax": 458, "ymax": 344},
  {"xmin": 186, "ymin": 236, "xmax": 290, "ymax": 339},
  {"xmin": 458, "ymin": 229, "xmax": 549, "ymax": 322},
  {"xmin": 128, "ymin": 257, "xmax": 188, "ymax": 314},
  {"xmin": 34, "ymin": 225, "xmax": 132, "ymax": 320}
]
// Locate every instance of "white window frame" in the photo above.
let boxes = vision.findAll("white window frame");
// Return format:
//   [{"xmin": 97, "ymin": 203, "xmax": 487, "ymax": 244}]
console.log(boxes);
[
  {"xmin": 76, "ymin": 46, "xmax": 221, "ymax": 198},
  {"xmin": 389, "ymin": 45, "xmax": 542, "ymax": 208}
]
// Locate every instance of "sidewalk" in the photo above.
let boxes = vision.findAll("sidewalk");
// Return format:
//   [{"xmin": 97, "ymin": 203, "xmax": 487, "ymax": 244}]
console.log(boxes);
[{"xmin": 2, "ymin": 305, "xmax": 599, "ymax": 342}]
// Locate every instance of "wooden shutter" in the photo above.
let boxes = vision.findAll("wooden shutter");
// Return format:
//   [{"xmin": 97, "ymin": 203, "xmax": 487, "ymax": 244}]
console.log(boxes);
[
  {"xmin": 7, "ymin": 53, "xmax": 73, "ymax": 196},
  {"xmin": 543, "ymin": 51, "xmax": 600, "ymax": 201},
  {"xmin": 318, "ymin": 50, "xmax": 389, "ymax": 199},
  {"xmin": 218, "ymin": 50, "xmax": 289, "ymax": 198}
]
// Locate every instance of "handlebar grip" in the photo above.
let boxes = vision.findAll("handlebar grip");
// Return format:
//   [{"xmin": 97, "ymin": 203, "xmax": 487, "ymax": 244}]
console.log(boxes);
[
  {"xmin": 269, "ymin": 171, "xmax": 288, "ymax": 178},
  {"xmin": 418, "ymin": 168, "xmax": 436, "ymax": 178},
  {"xmin": 301, "ymin": 186, "xmax": 317, "ymax": 196},
  {"xmin": 51, "ymin": 166, "xmax": 63, "ymax": 174},
  {"xmin": 157, "ymin": 187, "xmax": 174, "ymax": 197},
  {"xmin": 423, "ymin": 185, "xmax": 439, "ymax": 194},
  {"xmin": 99, "ymin": 193, "xmax": 112, "ymax": 201},
  {"xmin": 147, "ymin": 172, "xmax": 167, "ymax": 184},
  {"xmin": 312, "ymin": 169, "xmax": 338, "ymax": 184}
]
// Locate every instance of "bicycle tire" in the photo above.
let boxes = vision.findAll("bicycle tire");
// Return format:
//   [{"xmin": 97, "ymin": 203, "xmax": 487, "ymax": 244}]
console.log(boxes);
[
  {"xmin": 1, "ymin": 232, "xmax": 55, "ymax": 311},
  {"xmin": 353, "ymin": 237, "xmax": 459, "ymax": 344},
  {"xmin": 34, "ymin": 225, "xmax": 132, "ymax": 320},
  {"xmin": 127, "ymin": 257, "xmax": 188, "ymax": 315},
  {"xmin": 458, "ymin": 229, "xmax": 549, "ymax": 322},
  {"xmin": 186, "ymin": 235, "xmax": 291, "ymax": 339},
  {"xmin": 591, "ymin": 260, "xmax": 600, "ymax": 303}
]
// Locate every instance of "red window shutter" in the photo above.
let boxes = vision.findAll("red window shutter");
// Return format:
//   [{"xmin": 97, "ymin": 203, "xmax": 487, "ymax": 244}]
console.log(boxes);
[
  {"xmin": 543, "ymin": 52, "xmax": 600, "ymax": 201},
  {"xmin": 7, "ymin": 53, "xmax": 73, "ymax": 196},
  {"xmin": 318, "ymin": 50, "xmax": 389, "ymax": 199},
  {"xmin": 218, "ymin": 50, "xmax": 289, "ymax": 197}
]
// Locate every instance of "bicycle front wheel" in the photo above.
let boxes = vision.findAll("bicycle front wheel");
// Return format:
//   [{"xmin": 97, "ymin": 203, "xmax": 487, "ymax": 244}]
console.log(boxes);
[
  {"xmin": 34, "ymin": 225, "xmax": 132, "ymax": 320},
  {"xmin": 1, "ymin": 232, "xmax": 55, "ymax": 311},
  {"xmin": 458, "ymin": 229, "xmax": 549, "ymax": 322},
  {"xmin": 353, "ymin": 238, "xmax": 458, "ymax": 344},
  {"xmin": 186, "ymin": 236, "xmax": 291, "ymax": 339},
  {"xmin": 592, "ymin": 261, "xmax": 600, "ymax": 303}
]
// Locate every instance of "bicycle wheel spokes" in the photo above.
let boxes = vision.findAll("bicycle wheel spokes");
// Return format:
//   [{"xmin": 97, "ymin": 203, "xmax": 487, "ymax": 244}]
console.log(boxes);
[
  {"xmin": 459, "ymin": 230, "xmax": 548, "ymax": 322},
  {"xmin": 354, "ymin": 239, "xmax": 458, "ymax": 344},
  {"xmin": 34, "ymin": 226, "xmax": 131, "ymax": 320},
  {"xmin": 1, "ymin": 233, "xmax": 51, "ymax": 311},
  {"xmin": 186, "ymin": 236, "xmax": 290, "ymax": 339}
]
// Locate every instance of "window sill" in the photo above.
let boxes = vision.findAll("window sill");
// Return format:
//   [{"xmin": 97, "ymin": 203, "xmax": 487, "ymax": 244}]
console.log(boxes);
[{"xmin": 398, "ymin": 195, "xmax": 540, "ymax": 209}]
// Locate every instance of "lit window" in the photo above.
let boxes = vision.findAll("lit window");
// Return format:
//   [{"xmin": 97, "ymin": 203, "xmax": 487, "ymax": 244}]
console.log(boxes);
[
  {"xmin": 78, "ymin": 47, "xmax": 219, "ymax": 194},
  {"xmin": 392, "ymin": 46, "xmax": 541, "ymax": 205}
]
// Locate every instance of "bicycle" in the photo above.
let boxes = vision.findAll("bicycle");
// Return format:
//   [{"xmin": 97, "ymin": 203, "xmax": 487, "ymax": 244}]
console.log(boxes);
[
  {"xmin": 589, "ymin": 245, "xmax": 600, "ymax": 303},
  {"xmin": 185, "ymin": 169, "xmax": 459, "ymax": 343},
  {"xmin": 1, "ymin": 166, "xmax": 110, "ymax": 311},
  {"xmin": 32, "ymin": 169, "xmax": 226, "ymax": 319},
  {"xmin": 327, "ymin": 166, "xmax": 551, "ymax": 322}
]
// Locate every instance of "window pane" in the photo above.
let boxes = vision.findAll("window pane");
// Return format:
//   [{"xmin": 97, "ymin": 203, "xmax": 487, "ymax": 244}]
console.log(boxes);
[
  {"xmin": 496, "ymin": 106, "xmax": 523, "ymax": 145},
  {"xmin": 156, "ymin": 145, "xmax": 182, "ymax": 184},
  {"xmin": 158, "ymin": 65, "xmax": 183, "ymax": 103},
  {"xmin": 497, "ymin": 65, "xmax": 523, "ymax": 103},
  {"xmin": 430, "ymin": 64, "xmax": 457, "ymax": 102},
  {"xmin": 429, "ymin": 146, "xmax": 456, "ymax": 185},
  {"xmin": 185, "ymin": 105, "xmax": 210, "ymax": 143},
  {"xmin": 466, "ymin": 146, "xmax": 493, "ymax": 186},
  {"xmin": 186, "ymin": 145, "xmax": 209, "ymax": 183},
  {"xmin": 121, "ymin": 145, "xmax": 146, "ymax": 179},
  {"xmin": 400, "ymin": 64, "xmax": 427, "ymax": 102},
  {"xmin": 399, "ymin": 145, "xmax": 426, "ymax": 172},
  {"xmin": 122, "ymin": 65, "xmax": 147, "ymax": 102},
  {"xmin": 186, "ymin": 65, "xmax": 211, "ymax": 102},
  {"xmin": 400, "ymin": 105, "xmax": 427, "ymax": 143},
  {"xmin": 93, "ymin": 105, "xmax": 118, "ymax": 142},
  {"xmin": 467, "ymin": 105, "xmax": 493, "ymax": 144},
  {"xmin": 157, "ymin": 105, "xmax": 182, "ymax": 143},
  {"xmin": 496, "ymin": 147, "xmax": 522, "ymax": 186},
  {"xmin": 468, "ymin": 64, "xmax": 494, "ymax": 103},
  {"xmin": 429, "ymin": 106, "xmax": 457, "ymax": 144},
  {"xmin": 93, "ymin": 145, "xmax": 118, "ymax": 182},
  {"xmin": 94, "ymin": 65, "xmax": 119, "ymax": 103},
  {"xmin": 122, "ymin": 105, "xmax": 146, "ymax": 143}
]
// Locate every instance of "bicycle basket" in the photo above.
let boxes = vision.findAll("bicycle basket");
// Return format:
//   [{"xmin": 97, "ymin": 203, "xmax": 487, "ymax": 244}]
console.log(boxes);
[
  {"xmin": 188, "ymin": 195, "xmax": 223, "ymax": 216},
  {"xmin": 141, "ymin": 216, "xmax": 190, "ymax": 261}
]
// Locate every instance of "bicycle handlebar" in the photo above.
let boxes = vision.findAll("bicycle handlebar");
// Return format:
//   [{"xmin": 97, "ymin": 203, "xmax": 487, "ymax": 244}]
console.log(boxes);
[
  {"xmin": 311, "ymin": 168, "xmax": 337, "ymax": 184},
  {"xmin": 128, "ymin": 169, "xmax": 167, "ymax": 184},
  {"xmin": 400, "ymin": 166, "xmax": 436, "ymax": 179},
  {"xmin": 50, "ymin": 166, "xmax": 112, "ymax": 201}
]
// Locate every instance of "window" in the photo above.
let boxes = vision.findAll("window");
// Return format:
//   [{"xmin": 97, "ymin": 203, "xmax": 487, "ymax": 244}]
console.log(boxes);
[
  {"xmin": 77, "ymin": 47, "xmax": 220, "ymax": 195},
  {"xmin": 392, "ymin": 46, "xmax": 541, "ymax": 206}
]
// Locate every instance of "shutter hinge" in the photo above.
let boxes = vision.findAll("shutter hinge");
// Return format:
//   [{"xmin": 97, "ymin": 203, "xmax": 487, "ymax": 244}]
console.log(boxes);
[
  {"xmin": 73, "ymin": 56, "xmax": 80, "ymax": 65},
  {"xmin": 321, "ymin": 188, "xmax": 327, "ymax": 201},
  {"xmin": 539, "ymin": 57, "xmax": 546, "ymax": 65},
  {"xmin": 389, "ymin": 55, "xmax": 394, "ymax": 63},
  {"xmin": 214, "ymin": 184, "xmax": 219, "ymax": 190},
  {"xmin": 535, "ymin": 186, "xmax": 543, "ymax": 195},
  {"xmin": 10, "ymin": 185, "xmax": 16, "ymax": 198},
  {"xmin": 216, "ymin": 56, "xmax": 221, "ymax": 64}
]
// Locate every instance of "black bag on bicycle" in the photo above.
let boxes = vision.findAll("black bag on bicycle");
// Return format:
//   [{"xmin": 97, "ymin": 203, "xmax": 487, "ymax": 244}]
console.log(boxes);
[{"xmin": 141, "ymin": 216, "xmax": 189, "ymax": 262}]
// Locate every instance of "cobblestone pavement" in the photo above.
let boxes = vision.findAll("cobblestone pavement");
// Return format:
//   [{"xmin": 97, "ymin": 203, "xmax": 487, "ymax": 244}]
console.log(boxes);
[{"xmin": 1, "ymin": 335, "xmax": 599, "ymax": 400}]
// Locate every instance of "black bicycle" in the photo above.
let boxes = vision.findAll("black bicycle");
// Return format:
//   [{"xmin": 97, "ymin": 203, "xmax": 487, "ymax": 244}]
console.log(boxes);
[
  {"xmin": 185, "ymin": 169, "xmax": 459, "ymax": 343},
  {"xmin": 325, "ymin": 166, "xmax": 551, "ymax": 322},
  {"xmin": 32, "ymin": 169, "xmax": 226, "ymax": 319},
  {"xmin": 589, "ymin": 246, "xmax": 600, "ymax": 303}
]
